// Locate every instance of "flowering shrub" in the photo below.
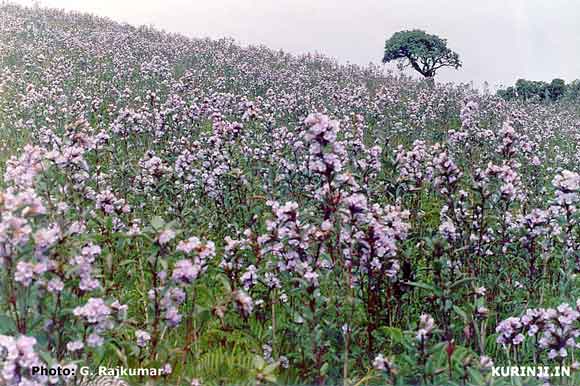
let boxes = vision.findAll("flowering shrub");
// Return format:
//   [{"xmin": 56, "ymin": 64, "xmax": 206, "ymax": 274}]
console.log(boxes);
[{"xmin": 1, "ymin": 3, "xmax": 580, "ymax": 386}]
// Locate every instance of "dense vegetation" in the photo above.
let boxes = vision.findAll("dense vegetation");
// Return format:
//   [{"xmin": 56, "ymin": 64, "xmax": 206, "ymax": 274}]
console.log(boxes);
[
  {"xmin": 1, "ymin": 4, "xmax": 580, "ymax": 386},
  {"xmin": 497, "ymin": 78, "xmax": 580, "ymax": 103}
]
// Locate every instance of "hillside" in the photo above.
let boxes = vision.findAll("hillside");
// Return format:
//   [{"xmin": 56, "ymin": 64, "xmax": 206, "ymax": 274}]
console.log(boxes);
[{"xmin": 1, "ymin": 3, "xmax": 580, "ymax": 386}]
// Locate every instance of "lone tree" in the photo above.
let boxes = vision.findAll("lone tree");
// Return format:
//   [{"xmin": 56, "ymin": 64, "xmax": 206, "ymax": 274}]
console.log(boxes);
[{"xmin": 383, "ymin": 30, "xmax": 461, "ymax": 78}]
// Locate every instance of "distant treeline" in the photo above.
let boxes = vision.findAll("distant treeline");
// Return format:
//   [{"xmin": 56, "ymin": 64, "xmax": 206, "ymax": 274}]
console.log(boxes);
[{"xmin": 497, "ymin": 78, "xmax": 580, "ymax": 102}]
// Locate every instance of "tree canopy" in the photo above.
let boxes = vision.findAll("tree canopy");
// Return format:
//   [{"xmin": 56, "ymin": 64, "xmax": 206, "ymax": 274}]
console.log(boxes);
[
  {"xmin": 497, "ymin": 78, "xmax": 574, "ymax": 102},
  {"xmin": 382, "ymin": 30, "xmax": 461, "ymax": 78}
]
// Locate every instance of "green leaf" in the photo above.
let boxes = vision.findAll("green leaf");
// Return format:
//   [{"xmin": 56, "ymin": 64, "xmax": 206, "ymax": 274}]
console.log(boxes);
[
  {"xmin": 253, "ymin": 355, "xmax": 265, "ymax": 369},
  {"xmin": 38, "ymin": 350, "xmax": 55, "ymax": 367},
  {"xmin": 151, "ymin": 216, "xmax": 165, "ymax": 230},
  {"xmin": 378, "ymin": 326, "xmax": 405, "ymax": 344},
  {"xmin": 467, "ymin": 368, "xmax": 485, "ymax": 385},
  {"xmin": 264, "ymin": 361, "xmax": 279, "ymax": 374},
  {"xmin": 110, "ymin": 343, "xmax": 128, "ymax": 367},
  {"xmin": 0, "ymin": 315, "xmax": 15, "ymax": 334},
  {"xmin": 449, "ymin": 277, "xmax": 474, "ymax": 290},
  {"xmin": 452, "ymin": 305, "xmax": 468, "ymax": 322},
  {"xmin": 404, "ymin": 281, "xmax": 441, "ymax": 295}
]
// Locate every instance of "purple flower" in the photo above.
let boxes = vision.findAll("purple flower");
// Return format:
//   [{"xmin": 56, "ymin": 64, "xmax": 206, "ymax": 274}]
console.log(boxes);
[
  {"xmin": 135, "ymin": 330, "xmax": 151, "ymax": 347},
  {"xmin": 240, "ymin": 265, "xmax": 258, "ymax": 289},
  {"xmin": 86, "ymin": 333, "xmax": 104, "ymax": 347},
  {"xmin": 158, "ymin": 229, "xmax": 176, "ymax": 245},
  {"xmin": 416, "ymin": 314, "xmax": 435, "ymax": 341},
  {"xmin": 0, "ymin": 334, "xmax": 45, "ymax": 385},
  {"xmin": 47, "ymin": 278, "xmax": 64, "ymax": 293},
  {"xmin": 233, "ymin": 290, "xmax": 253, "ymax": 318},
  {"xmin": 163, "ymin": 306, "xmax": 182, "ymax": 327},
  {"xmin": 172, "ymin": 259, "xmax": 200, "ymax": 284},
  {"xmin": 73, "ymin": 298, "xmax": 111, "ymax": 325},
  {"xmin": 373, "ymin": 353, "xmax": 393, "ymax": 372},
  {"xmin": 66, "ymin": 340, "xmax": 84, "ymax": 352}
]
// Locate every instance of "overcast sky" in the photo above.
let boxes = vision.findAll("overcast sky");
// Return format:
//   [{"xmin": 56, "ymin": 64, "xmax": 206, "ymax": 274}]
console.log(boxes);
[{"xmin": 12, "ymin": 0, "xmax": 580, "ymax": 89}]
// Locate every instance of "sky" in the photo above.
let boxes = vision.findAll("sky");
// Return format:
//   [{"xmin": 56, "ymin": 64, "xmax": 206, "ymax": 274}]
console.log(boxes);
[{"xmin": 10, "ymin": 0, "xmax": 580, "ymax": 89}]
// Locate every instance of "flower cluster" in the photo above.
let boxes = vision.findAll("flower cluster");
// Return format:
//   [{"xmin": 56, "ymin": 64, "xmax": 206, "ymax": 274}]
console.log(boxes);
[
  {"xmin": 304, "ymin": 113, "xmax": 345, "ymax": 175},
  {"xmin": 496, "ymin": 300, "xmax": 580, "ymax": 360},
  {"xmin": 1, "ymin": 3, "xmax": 580, "ymax": 385},
  {"xmin": 416, "ymin": 314, "xmax": 436, "ymax": 341},
  {"xmin": 0, "ymin": 335, "xmax": 46, "ymax": 386},
  {"xmin": 173, "ymin": 236, "xmax": 215, "ymax": 284},
  {"xmin": 69, "ymin": 243, "xmax": 102, "ymax": 292}
]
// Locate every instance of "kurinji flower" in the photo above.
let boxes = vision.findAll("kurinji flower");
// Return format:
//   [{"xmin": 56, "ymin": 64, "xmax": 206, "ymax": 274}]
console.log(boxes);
[
  {"xmin": 0, "ymin": 215, "xmax": 33, "ymax": 251},
  {"xmin": 553, "ymin": 170, "xmax": 580, "ymax": 192},
  {"xmin": 521, "ymin": 310, "xmax": 544, "ymax": 336},
  {"xmin": 497, "ymin": 121, "xmax": 518, "ymax": 158},
  {"xmin": 416, "ymin": 314, "xmax": 435, "ymax": 341},
  {"xmin": 476, "ymin": 306, "xmax": 489, "ymax": 319},
  {"xmin": 279, "ymin": 356, "xmax": 289, "ymax": 369},
  {"xmin": 172, "ymin": 259, "xmax": 200, "ymax": 284},
  {"xmin": 172, "ymin": 236, "xmax": 214, "ymax": 285},
  {"xmin": 47, "ymin": 277, "xmax": 64, "ymax": 293},
  {"xmin": 66, "ymin": 340, "xmax": 84, "ymax": 352},
  {"xmin": 553, "ymin": 170, "xmax": 580, "ymax": 209},
  {"xmin": 176, "ymin": 236, "xmax": 215, "ymax": 260},
  {"xmin": 448, "ymin": 100, "xmax": 484, "ymax": 146},
  {"xmin": 79, "ymin": 275, "xmax": 101, "ymax": 292},
  {"xmin": 33, "ymin": 224, "xmax": 60, "ymax": 249},
  {"xmin": 439, "ymin": 218, "xmax": 458, "ymax": 241},
  {"xmin": 95, "ymin": 189, "xmax": 130, "ymax": 214},
  {"xmin": 157, "ymin": 287, "xmax": 185, "ymax": 327},
  {"xmin": 432, "ymin": 151, "xmax": 462, "ymax": 195},
  {"xmin": 68, "ymin": 220, "xmax": 86, "ymax": 235},
  {"xmin": 304, "ymin": 113, "xmax": 345, "ymax": 174},
  {"xmin": 263, "ymin": 272, "xmax": 281, "ymax": 289},
  {"xmin": 73, "ymin": 298, "xmax": 111, "ymax": 325},
  {"xmin": 127, "ymin": 220, "xmax": 142, "ymax": 236},
  {"xmin": 176, "ymin": 236, "xmax": 202, "ymax": 254},
  {"xmin": 479, "ymin": 355, "xmax": 494, "ymax": 369},
  {"xmin": 135, "ymin": 330, "xmax": 151, "ymax": 347},
  {"xmin": 110, "ymin": 300, "xmax": 129, "ymax": 321},
  {"xmin": 163, "ymin": 306, "xmax": 182, "ymax": 326},
  {"xmin": 158, "ymin": 229, "xmax": 176, "ymax": 245},
  {"xmin": 2, "ymin": 188, "xmax": 46, "ymax": 217},
  {"xmin": 137, "ymin": 151, "xmax": 172, "ymax": 190},
  {"xmin": 14, "ymin": 261, "xmax": 36, "ymax": 286},
  {"xmin": 14, "ymin": 261, "xmax": 46, "ymax": 287},
  {"xmin": 86, "ymin": 333, "xmax": 104, "ymax": 347},
  {"xmin": 70, "ymin": 243, "xmax": 102, "ymax": 292},
  {"xmin": 373, "ymin": 353, "xmax": 394, "ymax": 373},
  {"xmin": 240, "ymin": 265, "xmax": 258, "ymax": 289},
  {"xmin": 320, "ymin": 219, "xmax": 332, "ymax": 231},
  {"xmin": 4, "ymin": 145, "xmax": 45, "ymax": 188},
  {"xmin": 81, "ymin": 243, "xmax": 101, "ymax": 257},
  {"xmin": 162, "ymin": 363, "xmax": 172, "ymax": 375},
  {"xmin": 233, "ymin": 290, "xmax": 254, "ymax": 318},
  {"xmin": 395, "ymin": 140, "xmax": 435, "ymax": 188},
  {"xmin": 0, "ymin": 334, "xmax": 46, "ymax": 386},
  {"xmin": 303, "ymin": 268, "xmax": 319, "ymax": 287},
  {"xmin": 496, "ymin": 317, "xmax": 524, "ymax": 346},
  {"xmin": 342, "ymin": 193, "xmax": 368, "ymax": 216},
  {"xmin": 459, "ymin": 100, "xmax": 479, "ymax": 128}
]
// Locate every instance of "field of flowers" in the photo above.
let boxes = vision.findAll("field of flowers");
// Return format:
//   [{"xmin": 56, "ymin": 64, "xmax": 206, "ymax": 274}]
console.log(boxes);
[{"xmin": 1, "ymin": 4, "xmax": 580, "ymax": 386}]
